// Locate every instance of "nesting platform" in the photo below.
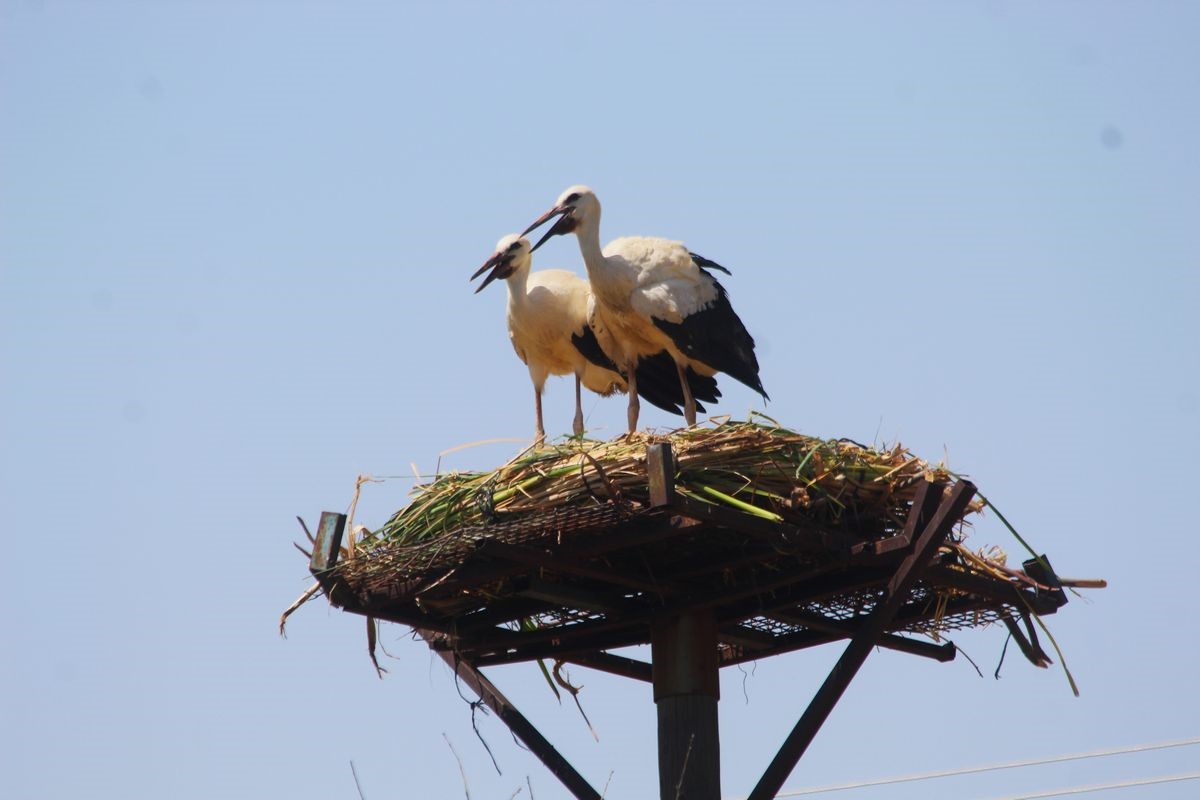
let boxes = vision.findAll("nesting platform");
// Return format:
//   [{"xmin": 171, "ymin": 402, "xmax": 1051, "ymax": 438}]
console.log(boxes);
[
  {"xmin": 312, "ymin": 444, "xmax": 1066, "ymax": 676},
  {"xmin": 308, "ymin": 440, "xmax": 1080, "ymax": 800}
]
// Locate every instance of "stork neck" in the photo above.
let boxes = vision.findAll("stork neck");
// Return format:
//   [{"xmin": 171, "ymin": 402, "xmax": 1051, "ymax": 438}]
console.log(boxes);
[
  {"xmin": 505, "ymin": 265, "xmax": 531, "ymax": 305},
  {"xmin": 573, "ymin": 212, "xmax": 606, "ymax": 274}
]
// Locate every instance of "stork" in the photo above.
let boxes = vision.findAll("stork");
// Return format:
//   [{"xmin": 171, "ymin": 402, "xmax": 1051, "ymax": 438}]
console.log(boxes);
[
  {"xmin": 521, "ymin": 186, "xmax": 767, "ymax": 433},
  {"xmin": 471, "ymin": 234, "xmax": 720, "ymax": 442}
]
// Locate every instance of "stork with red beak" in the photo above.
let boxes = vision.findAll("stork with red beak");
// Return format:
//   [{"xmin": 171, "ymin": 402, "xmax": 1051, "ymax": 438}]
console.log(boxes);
[
  {"xmin": 522, "ymin": 186, "xmax": 767, "ymax": 433},
  {"xmin": 471, "ymin": 234, "xmax": 719, "ymax": 442}
]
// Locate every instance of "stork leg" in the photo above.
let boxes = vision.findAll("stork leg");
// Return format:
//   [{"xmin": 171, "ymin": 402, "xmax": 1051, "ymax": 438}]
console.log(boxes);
[
  {"xmin": 572, "ymin": 374, "xmax": 584, "ymax": 437},
  {"xmin": 626, "ymin": 359, "xmax": 640, "ymax": 434},
  {"xmin": 533, "ymin": 385, "xmax": 546, "ymax": 446},
  {"xmin": 676, "ymin": 360, "xmax": 697, "ymax": 427}
]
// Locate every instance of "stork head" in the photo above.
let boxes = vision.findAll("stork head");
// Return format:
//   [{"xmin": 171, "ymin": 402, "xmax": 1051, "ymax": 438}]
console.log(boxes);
[
  {"xmin": 470, "ymin": 234, "xmax": 531, "ymax": 293},
  {"xmin": 521, "ymin": 185, "xmax": 600, "ymax": 252}
]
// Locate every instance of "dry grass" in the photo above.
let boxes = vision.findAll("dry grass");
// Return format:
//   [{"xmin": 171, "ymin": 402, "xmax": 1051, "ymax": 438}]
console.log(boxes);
[{"xmin": 366, "ymin": 414, "xmax": 983, "ymax": 551}]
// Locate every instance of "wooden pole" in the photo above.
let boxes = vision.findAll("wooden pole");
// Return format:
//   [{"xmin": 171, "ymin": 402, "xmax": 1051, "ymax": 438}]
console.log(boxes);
[{"xmin": 652, "ymin": 610, "xmax": 721, "ymax": 800}]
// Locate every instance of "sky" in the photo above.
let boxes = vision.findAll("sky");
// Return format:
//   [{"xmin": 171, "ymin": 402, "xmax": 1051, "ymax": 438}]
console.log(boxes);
[{"xmin": 2, "ymin": 2, "xmax": 1198, "ymax": 798}]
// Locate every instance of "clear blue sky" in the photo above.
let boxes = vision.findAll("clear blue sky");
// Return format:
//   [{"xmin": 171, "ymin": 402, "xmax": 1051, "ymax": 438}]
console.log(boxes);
[{"xmin": 3, "ymin": 2, "xmax": 1197, "ymax": 798}]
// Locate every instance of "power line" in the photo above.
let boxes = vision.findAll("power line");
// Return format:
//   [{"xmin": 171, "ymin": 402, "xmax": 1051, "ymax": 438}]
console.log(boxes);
[
  {"xmin": 768, "ymin": 736, "xmax": 1200, "ymax": 797},
  {"xmin": 984, "ymin": 771, "xmax": 1200, "ymax": 799}
]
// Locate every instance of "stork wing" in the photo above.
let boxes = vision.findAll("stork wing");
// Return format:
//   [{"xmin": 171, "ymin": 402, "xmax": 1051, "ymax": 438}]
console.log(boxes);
[
  {"xmin": 571, "ymin": 324, "xmax": 621, "ymax": 374},
  {"xmin": 651, "ymin": 263, "xmax": 769, "ymax": 401},
  {"xmin": 688, "ymin": 251, "xmax": 732, "ymax": 275}
]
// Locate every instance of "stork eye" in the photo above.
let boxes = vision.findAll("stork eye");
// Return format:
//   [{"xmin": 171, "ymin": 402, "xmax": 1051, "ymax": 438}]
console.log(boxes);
[{"xmin": 565, "ymin": 192, "xmax": 580, "ymax": 204}]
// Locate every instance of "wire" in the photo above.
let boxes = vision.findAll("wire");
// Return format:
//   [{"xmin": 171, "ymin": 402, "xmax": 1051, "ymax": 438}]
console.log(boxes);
[
  {"xmin": 769, "ymin": 736, "xmax": 1200, "ymax": 797},
  {"xmin": 984, "ymin": 771, "xmax": 1200, "ymax": 799}
]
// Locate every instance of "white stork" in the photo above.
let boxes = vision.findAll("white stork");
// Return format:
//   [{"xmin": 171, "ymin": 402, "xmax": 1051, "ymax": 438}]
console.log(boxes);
[
  {"xmin": 471, "ymin": 234, "xmax": 720, "ymax": 442},
  {"xmin": 521, "ymin": 186, "xmax": 767, "ymax": 432}
]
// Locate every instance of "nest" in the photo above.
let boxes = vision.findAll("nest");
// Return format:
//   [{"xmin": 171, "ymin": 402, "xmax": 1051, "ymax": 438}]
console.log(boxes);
[
  {"xmin": 287, "ymin": 416, "xmax": 1094, "ymax": 697},
  {"xmin": 367, "ymin": 415, "xmax": 982, "ymax": 553}
]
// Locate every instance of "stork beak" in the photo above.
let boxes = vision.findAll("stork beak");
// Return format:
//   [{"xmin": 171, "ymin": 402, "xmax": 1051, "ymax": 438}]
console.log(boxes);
[
  {"xmin": 471, "ymin": 252, "xmax": 513, "ymax": 293},
  {"xmin": 522, "ymin": 204, "xmax": 578, "ymax": 252}
]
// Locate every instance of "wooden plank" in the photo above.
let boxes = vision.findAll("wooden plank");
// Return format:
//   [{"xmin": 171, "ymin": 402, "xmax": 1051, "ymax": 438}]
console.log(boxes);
[
  {"xmin": 561, "ymin": 651, "xmax": 653, "ymax": 683},
  {"xmin": 519, "ymin": 576, "xmax": 628, "ymax": 615},
  {"xmin": 455, "ymin": 557, "xmax": 848, "ymax": 657},
  {"xmin": 719, "ymin": 625, "xmax": 777, "ymax": 650},
  {"xmin": 769, "ymin": 609, "xmax": 956, "ymax": 662},
  {"xmin": 1002, "ymin": 613, "xmax": 1052, "ymax": 667},
  {"xmin": 309, "ymin": 512, "xmax": 346, "ymax": 573},
  {"xmin": 746, "ymin": 480, "xmax": 975, "ymax": 800},
  {"xmin": 872, "ymin": 480, "xmax": 942, "ymax": 556},
  {"xmin": 422, "ymin": 512, "xmax": 685, "ymax": 598},
  {"xmin": 925, "ymin": 566, "xmax": 1063, "ymax": 616},
  {"xmin": 468, "ymin": 623, "xmax": 651, "ymax": 667},
  {"xmin": 480, "ymin": 539, "xmax": 675, "ymax": 595},
  {"xmin": 657, "ymin": 546, "xmax": 778, "ymax": 582},
  {"xmin": 352, "ymin": 602, "xmax": 460, "ymax": 634},
  {"xmin": 647, "ymin": 442, "xmax": 678, "ymax": 507},
  {"xmin": 451, "ymin": 595, "xmax": 552, "ymax": 636},
  {"xmin": 308, "ymin": 512, "xmax": 359, "ymax": 609},
  {"xmin": 418, "ymin": 630, "xmax": 601, "ymax": 800}
]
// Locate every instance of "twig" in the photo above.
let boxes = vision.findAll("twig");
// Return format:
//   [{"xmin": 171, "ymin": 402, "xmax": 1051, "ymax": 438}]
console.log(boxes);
[
  {"xmin": 450, "ymin": 656, "xmax": 502, "ymax": 775},
  {"xmin": 526, "ymin": 775, "xmax": 534, "ymax": 800},
  {"xmin": 675, "ymin": 734, "xmax": 696, "ymax": 800},
  {"xmin": 995, "ymin": 631, "xmax": 1011, "ymax": 680},
  {"xmin": 366, "ymin": 617, "xmax": 387, "ymax": 678},
  {"xmin": 443, "ymin": 733, "xmax": 472, "ymax": 800},
  {"xmin": 601, "ymin": 770, "xmax": 614, "ymax": 799},
  {"xmin": 349, "ymin": 760, "xmax": 366, "ymax": 800},
  {"xmin": 954, "ymin": 640, "xmax": 984, "ymax": 678},
  {"xmin": 552, "ymin": 662, "xmax": 598, "ymax": 742},
  {"xmin": 278, "ymin": 581, "xmax": 321, "ymax": 636},
  {"xmin": 738, "ymin": 660, "xmax": 757, "ymax": 704}
]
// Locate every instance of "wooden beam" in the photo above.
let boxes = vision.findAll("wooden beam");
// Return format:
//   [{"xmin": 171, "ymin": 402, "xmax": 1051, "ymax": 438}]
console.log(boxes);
[
  {"xmin": 560, "ymin": 651, "xmax": 653, "ymax": 683},
  {"xmin": 419, "ymin": 630, "xmax": 601, "ymax": 800},
  {"xmin": 871, "ymin": 480, "xmax": 942, "ymax": 556},
  {"xmin": 519, "ymin": 576, "xmax": 627, "ymax": 615},
  {"xmin": 451, "ymin": 595, "xmax": 551, "ymax": 636},
  {"xmin": 925, "ymin": 566, "xmax": 1063, "ymax": 616},
  {"xmin": 308, "ymin": 512, "xmax": 362, "ymax": 611},
  {"xmin": 719, "ymin": 624, "xmax": 778, "ymax": 650},
  {"xmin": 465, "ymin": 621, "xmax": 652, "ymax": 667},
  {"xmin": 746, "ymin": 480, "xmax": 976, "ymax": 800},
  {"xmin": 770, "ymin": 609, "xmax": 956, "ymax": 662},
  {"xmin": 420, "ymin": 512, "xmax": 685, "ymax": 599},
  {"xmin": 309, "ymin": 511, "xmax": 346, "ymax": 573},
  {"xmin": 479, "ymin": 538, "xmax": 675, "ymax": 595}
]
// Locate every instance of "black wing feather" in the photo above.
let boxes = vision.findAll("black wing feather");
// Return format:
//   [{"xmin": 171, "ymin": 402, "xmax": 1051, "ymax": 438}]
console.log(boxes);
[
  {"xmin": 571, "ymin": 325, "xmax": 621, "ymax": 374},
  {"xmin": 571, "ymin": 327, "xmax": 721, "ymax": 417},
  {"xmin": 653, "ymin": 263, "xmax": 768, "ymax": 400},
  {"xmin": 688, "ymin": 251, "xmax": 732, "ymax": 275},
  {"xmin": 635, "ymin": 351, "xmax": 721, "ymax": 414}
]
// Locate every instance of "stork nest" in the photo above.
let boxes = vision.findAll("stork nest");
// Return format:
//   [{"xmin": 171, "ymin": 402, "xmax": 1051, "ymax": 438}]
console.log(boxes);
[{"xmin": 365, "ymin": 414, "xmax": 984, "ymax": 552}]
